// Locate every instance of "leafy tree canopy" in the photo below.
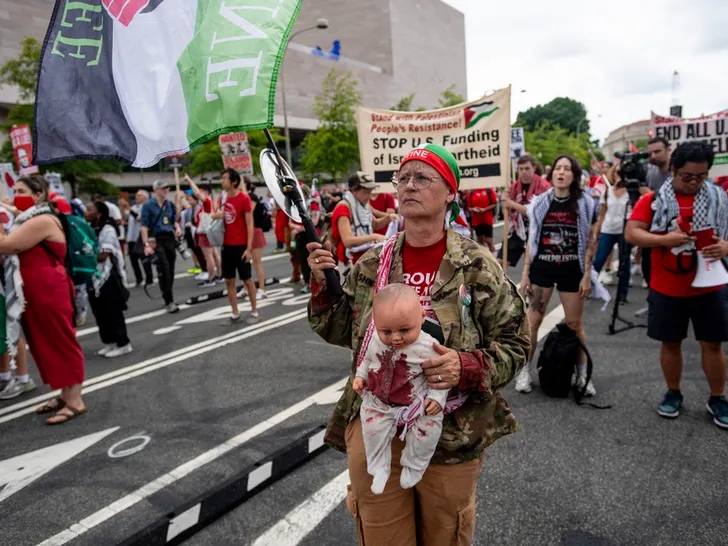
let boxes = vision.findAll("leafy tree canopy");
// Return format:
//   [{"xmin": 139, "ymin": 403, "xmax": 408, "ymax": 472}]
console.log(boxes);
[
  {"xmin": 516, "ymin": 97, "xmax": 589, "ymax": 136},
  {"xmin": 300, "ymin": 69, "xmax": 362, "ymax": 181}
]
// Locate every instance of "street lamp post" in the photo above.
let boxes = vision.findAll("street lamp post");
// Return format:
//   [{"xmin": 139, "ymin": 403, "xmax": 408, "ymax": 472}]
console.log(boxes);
[{"xmin": 281, "ymin": 18, "xmax": 329, "ymax": 167}]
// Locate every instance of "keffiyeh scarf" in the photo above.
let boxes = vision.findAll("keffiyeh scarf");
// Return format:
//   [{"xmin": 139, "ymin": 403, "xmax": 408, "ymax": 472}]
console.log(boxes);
[
  {"xmin": 92, "ymin": 224, "xmax": 127, "ymax": 296},
  {"xmin": 650, "ymin": 179, "xmax": 728, "ymax": 241},
  {"xmin": 3, "ymin": 205, "xmax": 54, "ymax": 369}
]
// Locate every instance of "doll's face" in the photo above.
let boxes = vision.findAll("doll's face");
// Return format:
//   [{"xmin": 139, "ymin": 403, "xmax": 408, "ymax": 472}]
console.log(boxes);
[{"xmin": 373, "ymin": 296, "xmax": 425, "ymax": 349}]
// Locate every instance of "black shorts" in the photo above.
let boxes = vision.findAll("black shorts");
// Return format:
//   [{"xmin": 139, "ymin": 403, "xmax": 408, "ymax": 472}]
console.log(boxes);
[
  {"xmin": 497, "ymin": 235, "xmax": 525, "ymax": 267},
  {"xmin": 647, "ymin": 288, "xmax": 728, "ymax": 342},
  {"xmin": 474, "ymin": 224, "xmax": 493, "ymax": 238},
  {"xmin": 529, "ymin": 260, "xmax": 582, "ymax": 293},
  {"xmin": 221, "ymin": 245, "xmax": 252, "ymax": 281}
]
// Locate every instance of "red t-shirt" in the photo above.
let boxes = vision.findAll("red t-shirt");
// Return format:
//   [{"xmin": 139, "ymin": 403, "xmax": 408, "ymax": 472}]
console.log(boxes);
[
  {"xmin": 370, "ymin": 193, "xmax": 396, "ymax": 235},
  {"xmin": 402, "ymin": 234, "xmax": 447, "ymax": 319},
  {"xmin": 223, "ymin": 191, "xmax": 252, "ymax": 246},
  {"xmin": 467, "ymin": 189, "xmax": 497, "ymax": 226},
  {"xmin": 630, "ymin": 191, "xmax": 723, "ymax": 297},
  {"xmin": 332, "ymin": 202, "xmax": 366, "ymax": 264}
]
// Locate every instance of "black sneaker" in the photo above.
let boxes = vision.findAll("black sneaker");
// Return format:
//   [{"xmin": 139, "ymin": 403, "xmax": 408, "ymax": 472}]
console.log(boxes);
[
  {"xmin": 657, "ymin": 390, "xmax": 683, "ymax": 418},
  {"xmin": 706, "ymin": 396, "xmax": 728, "ymax": 430}
]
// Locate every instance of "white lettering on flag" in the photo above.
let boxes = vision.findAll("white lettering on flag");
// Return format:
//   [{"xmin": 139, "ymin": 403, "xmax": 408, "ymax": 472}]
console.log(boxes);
[{"xmin": 205, "ymin": 52, "xmax": 263, "ymax": 102}]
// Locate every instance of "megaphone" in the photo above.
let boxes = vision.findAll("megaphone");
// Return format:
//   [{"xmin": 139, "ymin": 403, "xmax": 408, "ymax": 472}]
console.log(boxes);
[
  {"xmin": 258, "ymin": 130, "xmax": 342, "ymax": 296},
  {"xmin": 692, "ymin": 227, "xmax": 728, "ymax": 288}
]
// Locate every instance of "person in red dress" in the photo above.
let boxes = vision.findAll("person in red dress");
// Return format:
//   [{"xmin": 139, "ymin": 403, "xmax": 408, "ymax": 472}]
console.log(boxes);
[{"xmin": 0, "ymin": 175, "xmax": 86, "ymax": 425}]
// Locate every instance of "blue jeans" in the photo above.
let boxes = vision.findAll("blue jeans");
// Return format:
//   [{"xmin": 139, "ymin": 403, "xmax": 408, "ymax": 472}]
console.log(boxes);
[{"xmin": 593, "ymin": 232, "xmax": 631, "ymax": 300}]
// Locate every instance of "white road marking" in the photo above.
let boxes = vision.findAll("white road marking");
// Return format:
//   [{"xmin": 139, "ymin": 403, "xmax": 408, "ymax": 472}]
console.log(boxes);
[
  {"xmin": 36, "ymin": 378, "xmax": 348, "ymax": 546},
  {"xmin": 76, "ymin": 304, "xmax": 191, "ymax": 338},
  {"xmin": 0, "ymin": 427, "xmax": 119, "ymax": 503},
  {"xmin": 0, "ymin": 309, "xmax": 310, "ymax": 424},
  {"xmin": 250, "ymin": 302, "xmax": 565, "ymax": 545},
  {"xmin": 250, "ymin": 470, "xmax": 350, "ymax": 546}
]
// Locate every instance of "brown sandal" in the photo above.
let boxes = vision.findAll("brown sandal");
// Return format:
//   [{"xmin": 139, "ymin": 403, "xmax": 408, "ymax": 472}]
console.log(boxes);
[
  {"xmin": 36, "ymin": 396, "xmax": 66, "ymax": 414},
  {"xmin": 46, "ymin": 406, "xmax": 86, "ymax": 425}
]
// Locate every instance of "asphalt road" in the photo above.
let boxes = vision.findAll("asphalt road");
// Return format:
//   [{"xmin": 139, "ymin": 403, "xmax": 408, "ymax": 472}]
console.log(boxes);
[{"xmin": 0, "ymin": 223, "xmax": 726, "ymax": 546}]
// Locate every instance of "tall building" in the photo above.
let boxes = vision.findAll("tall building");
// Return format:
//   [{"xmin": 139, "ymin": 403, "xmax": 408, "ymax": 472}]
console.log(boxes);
[
  {"xmin": 602, "ymin": 119, "xmax": 651, "ymax": 159},
  {"xmin": 0, "ymin": 0, "xmax": 467, "ymax": 184}
]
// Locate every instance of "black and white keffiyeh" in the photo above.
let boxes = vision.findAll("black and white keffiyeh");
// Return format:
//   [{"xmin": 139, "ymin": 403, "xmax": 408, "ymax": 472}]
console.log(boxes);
[
  {"xmin": 650, "ymin": 178, "xmax": 728, "ymax": 240},
  {"xmin": 3, "ymin": 205, "xmax": 54, "ymax": 369},
  {"xmin": 91, "ymin": 224, "xmax": 126, "ymax": 296}
]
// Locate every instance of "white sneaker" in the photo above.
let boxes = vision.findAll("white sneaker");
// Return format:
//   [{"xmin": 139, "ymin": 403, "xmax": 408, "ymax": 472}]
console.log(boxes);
[
  {"xmin": 257, "ymin": 288, "xmax": 267, "ymax": 300},
  {"xmin": 600, "ymin": 271, "xmax": 615, "ymax": 286},
  {"xmin": 237, "ymin": 288, "xmax": 247, "ymax": 298},
  {"xmin": 195, "ymin": 272, "xmax": 209, "ymax": 281},
  {"xmin": 105, "ymin": 344, "xmax": 133, "ymax": 358},
  {"xmin": 96, "ymin": 343, "xmax": 115, "ymax": 356},
  {"xmin": 0, "ymin": 377, "xmax": 37, "ymax": 400},
  {"xmin": 515, "ymin": 367, "xmax": 532, "ymax": 393},
  {"xmin": 641, "ymin": 280, "xmax": 648, "ymax": 289},
  {"xmin": 577, "ymin": 375, "xmax": 597, "ymax": 397},
  {"xmin": 631, "ymin": 264, "xmax": 642, "ymax": 277}
]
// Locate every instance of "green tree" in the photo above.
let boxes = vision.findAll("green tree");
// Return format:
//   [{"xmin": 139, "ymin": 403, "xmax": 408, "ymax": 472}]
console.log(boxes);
[
  {"xmin": 516, "ymin": 97, "xmax": 589, "ymax": 136},
  {"xmin": 632, "ymin": 138, "xmax": 648, "ymax": 152},
  {"xmin": 300, "ymin": 69, "xmax": 362, "ymax": 180},
  {"xmin": 0, "ymin": 37, "xmax": 127, "ymax": 196},
  {"xmin": 390, "ymin": 94, "xmax": 425, "ymax": 112},
  {"xmin": 437, "ymin": 85, "xmax": 466, "ymax": 108},
  {"xmin": 523, "ymin": 121, "xmax": 592, "ymax": 169}
]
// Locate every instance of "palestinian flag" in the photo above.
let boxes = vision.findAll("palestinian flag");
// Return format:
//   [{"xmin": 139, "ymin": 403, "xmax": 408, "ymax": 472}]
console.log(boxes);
[
  {"xmin": 33, "ymin": 0, "xmax": 302, "ymax": 167},
  {"xmin": 464, "ymin": 100, "xmax": 498, "ymax": 129}
]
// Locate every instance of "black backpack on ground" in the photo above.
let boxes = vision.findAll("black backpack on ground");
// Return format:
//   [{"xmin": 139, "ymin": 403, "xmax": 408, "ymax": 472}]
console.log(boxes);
[{"xmin": 536, "ymin": 322, "xmax": 611, "ymax": 409}]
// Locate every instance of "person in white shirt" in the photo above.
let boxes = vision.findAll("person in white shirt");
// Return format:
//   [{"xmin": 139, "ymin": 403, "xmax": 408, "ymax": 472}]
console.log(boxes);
[{"xmin": 593, "ymin": 164, "xmax": 631, "ymax": 301}]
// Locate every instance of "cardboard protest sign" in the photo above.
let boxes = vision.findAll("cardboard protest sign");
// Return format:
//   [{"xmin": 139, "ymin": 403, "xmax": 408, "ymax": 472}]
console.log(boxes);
[
  {"xmin": 652, "ymin": 110, "xmax": 728, "ymax": 177},
  {"xmin": 357, "ymin": 87, "xmax": 511, "ymax": 191},
  {"xmin": 219, "ymin": 132, "xmax": 253, "ymax": 175},
  {"xmin": 9, "ymin": 125, "xmax": 39, "ymax": 176},
  {"xmin": 510, "ymin": 127, "xmax": 525, "ymax": 159}
]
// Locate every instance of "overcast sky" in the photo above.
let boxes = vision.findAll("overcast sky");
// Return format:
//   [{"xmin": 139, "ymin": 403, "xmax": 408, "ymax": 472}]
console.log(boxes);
[{"xmin": 441, "ymin": 0, "xmax": 728, "ymax": 144}]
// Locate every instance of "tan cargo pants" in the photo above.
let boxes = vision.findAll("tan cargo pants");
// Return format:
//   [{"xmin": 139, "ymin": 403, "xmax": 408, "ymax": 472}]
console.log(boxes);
[{"xmin": 345, "ymin": 416, "xmax": 482, "ymax": 546}]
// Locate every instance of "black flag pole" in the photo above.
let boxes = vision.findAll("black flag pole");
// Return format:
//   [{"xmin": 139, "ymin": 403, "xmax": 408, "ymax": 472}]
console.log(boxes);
[{"xmin": 262, "ymin": 128, "xmax": 342, "ymax": 296}]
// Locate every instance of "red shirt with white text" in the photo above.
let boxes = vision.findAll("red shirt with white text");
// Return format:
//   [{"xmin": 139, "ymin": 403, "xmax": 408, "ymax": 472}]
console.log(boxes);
[
  {"xmin": 402, "ymin": 234, "xmax": 447, "ymax": 319},
  {"xmin": 223, "ymin": 192, "xmax": 252, "ymax": 246}
]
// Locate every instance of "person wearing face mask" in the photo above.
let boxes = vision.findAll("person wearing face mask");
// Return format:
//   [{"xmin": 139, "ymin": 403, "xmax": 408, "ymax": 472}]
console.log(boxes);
[
  {"xmin": 517, "ymin": 156, "xmax": 600, "ymax": 396},
  {"xmin": 0, "ymin": 175, "xmax": 86, "ymax": 425}
]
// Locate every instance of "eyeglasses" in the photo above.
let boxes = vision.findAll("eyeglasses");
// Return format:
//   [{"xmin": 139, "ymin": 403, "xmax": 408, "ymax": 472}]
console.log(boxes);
[
  {"xmin": 392, "ymin": 173, "xmax": 440, "ymax": 190},
  {"xmin": 676, "ymin": 171, "xmax": 709, "ymax": 184}
]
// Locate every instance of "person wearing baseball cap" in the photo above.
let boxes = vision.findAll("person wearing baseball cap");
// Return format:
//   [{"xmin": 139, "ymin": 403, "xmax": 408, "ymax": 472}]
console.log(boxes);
[
  {"xmin": 307, "ymin": 143, "xmax": 529, "ymax": 545},
  {"xmin": 141, "ymin": 179, "xmax": 182, "ymax": 313},
  {"xmin": 328, "ymin": 171, "xmax": 396, "ymax": 273}
]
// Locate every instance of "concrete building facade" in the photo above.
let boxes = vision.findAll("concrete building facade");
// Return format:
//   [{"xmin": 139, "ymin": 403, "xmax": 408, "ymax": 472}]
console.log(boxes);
[
  {"xmin": 0, "ymin": 0, "xmax": 467, "ymax": 188},
  {"xmin": 602, "ymin": 119, "xmax": 651, "ymax": 160}
]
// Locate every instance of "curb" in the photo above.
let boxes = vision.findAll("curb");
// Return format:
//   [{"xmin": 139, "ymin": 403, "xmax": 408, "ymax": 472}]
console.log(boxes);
[
  {"xmin": 185, "ymin": 277, "xmax": 281, "ymax": 305},
  {"xmin": 117, "ymin": 425, "xmax": 328, "ymax": 546}
]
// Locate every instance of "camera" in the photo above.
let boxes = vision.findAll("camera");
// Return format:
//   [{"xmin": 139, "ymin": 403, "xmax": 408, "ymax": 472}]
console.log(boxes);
[{"xmin": 615, "ymin": 151, "xmax": 649, "ymax": 205}]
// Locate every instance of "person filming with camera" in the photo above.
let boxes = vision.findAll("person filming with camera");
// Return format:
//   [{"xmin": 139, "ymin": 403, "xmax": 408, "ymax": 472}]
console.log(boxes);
[{"xmin": 625, "ymin": 141, "xmax": 728, "ymax": 429}]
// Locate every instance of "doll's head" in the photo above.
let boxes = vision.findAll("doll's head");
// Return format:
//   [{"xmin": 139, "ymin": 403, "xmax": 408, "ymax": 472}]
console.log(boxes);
[{"xmin": 372, "ymin": 284, "xmax": 425, "ymax": 349}]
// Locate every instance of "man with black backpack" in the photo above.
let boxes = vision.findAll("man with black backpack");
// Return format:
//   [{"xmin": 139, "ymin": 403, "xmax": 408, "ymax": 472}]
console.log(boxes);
[{"xmin": 141, "ymin": 180, "xmax": 182, "ymax": 314}]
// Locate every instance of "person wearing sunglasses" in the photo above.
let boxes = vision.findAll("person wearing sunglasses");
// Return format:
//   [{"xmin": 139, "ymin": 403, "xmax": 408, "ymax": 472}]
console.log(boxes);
[
  {"xmin": 306, "ymin": 144, "xmax": 529, "ymax": 546},
  {"xmin": 626, "ymin": 141, "xmax": 728, "ymax": 430}
]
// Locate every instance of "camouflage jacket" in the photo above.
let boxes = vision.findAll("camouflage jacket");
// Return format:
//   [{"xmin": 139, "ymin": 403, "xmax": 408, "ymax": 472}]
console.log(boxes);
[{"xmin": 308, "ymin": 229, "xmax": 530, "ymax": 465}]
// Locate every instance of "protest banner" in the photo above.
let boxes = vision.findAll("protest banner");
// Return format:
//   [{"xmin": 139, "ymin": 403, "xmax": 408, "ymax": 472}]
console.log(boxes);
[
  {"xmin": 510, "ymin": 127, "xmax": 525, "ymax": 159},
  {"xmin": 357, "ymin": 86, "xmax": 511, "ymax": 191},
  {"xmin": 652, "ymin": 110, "xmax": 728, "ymax": 177},
  {"xmin": 219, "ymin": 132, "xmax": 254, "ymax": 175},
  {"xmin": 44, "ymin": 172, "xmax": 65, "ymax": 196},
  {"xmin": 9, "ymin": 124, "xmax": 39, "ymax": 176}
]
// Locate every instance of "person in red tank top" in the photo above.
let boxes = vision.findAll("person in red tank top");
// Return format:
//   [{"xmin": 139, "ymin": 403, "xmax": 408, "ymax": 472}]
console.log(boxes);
[
  {"xmin": 0, "ymin": 175, "xmax": 86, "ymax": 425},
  {"xmin": 370, "ymin": 191, "xmax": 396, "ymax": 235}
]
